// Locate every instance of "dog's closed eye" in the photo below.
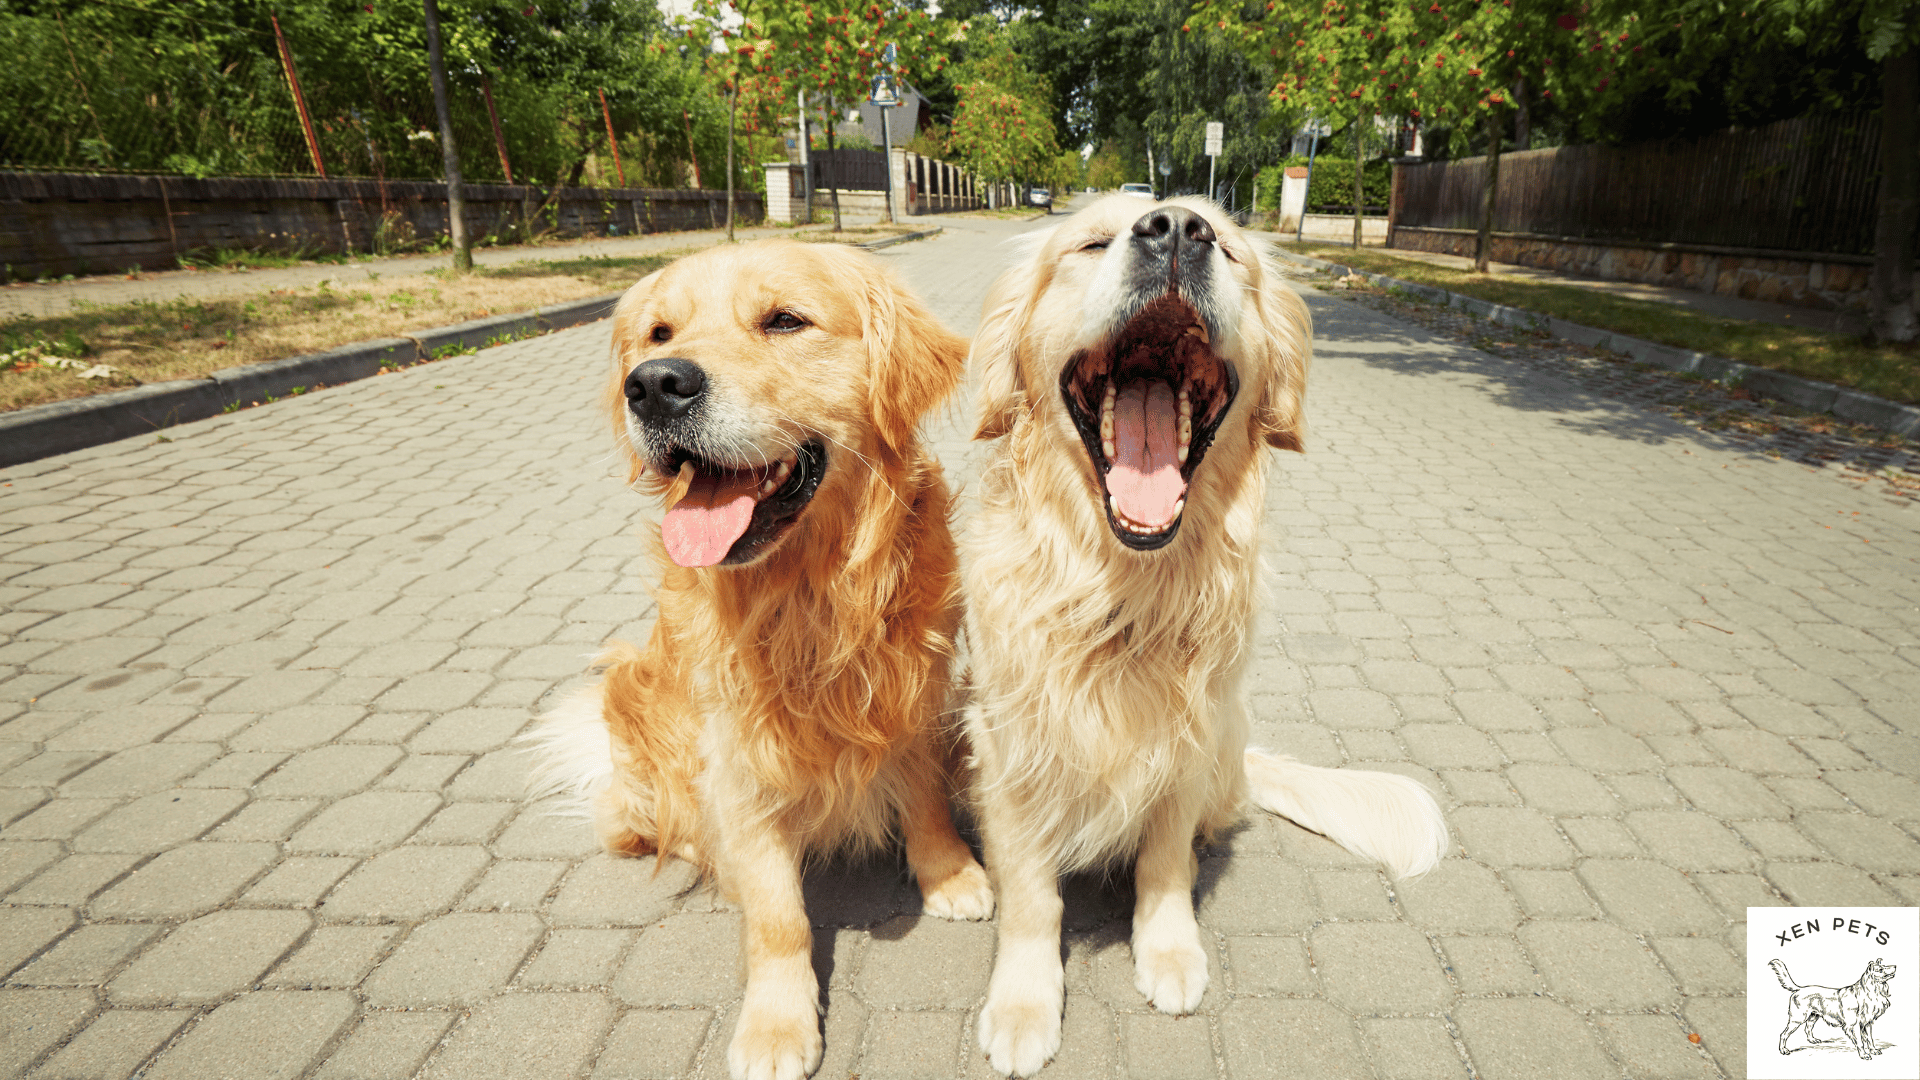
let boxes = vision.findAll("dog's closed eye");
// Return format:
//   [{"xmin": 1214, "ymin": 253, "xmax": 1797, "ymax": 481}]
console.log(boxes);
[{"xmin": 1077, "ymin": 238, "xmax": 1111, "ymax": 253}]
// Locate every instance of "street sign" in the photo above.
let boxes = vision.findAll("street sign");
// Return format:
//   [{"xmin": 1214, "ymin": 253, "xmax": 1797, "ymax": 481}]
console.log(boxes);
[
  {"xmin": 1204, "ymin": 121, "xmax": 1223, "ymax": 156},
  {"xmin": 868, "ymin": 73, "xmax": 901, "ymax": 107}
]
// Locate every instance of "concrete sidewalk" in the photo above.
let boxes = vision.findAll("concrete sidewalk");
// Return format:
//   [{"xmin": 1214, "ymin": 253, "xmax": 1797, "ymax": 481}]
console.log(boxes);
[
  {"xmin": 0, "ymin": 225, "xmax": 824, "ymax": 320},
  {"xmin": 1259, "ymin": 233, "xmax": 1868, "ymax": 336},
  {"xmin": 0, "ymin": 212, "xmax": 1915, "ymax": 1080}
]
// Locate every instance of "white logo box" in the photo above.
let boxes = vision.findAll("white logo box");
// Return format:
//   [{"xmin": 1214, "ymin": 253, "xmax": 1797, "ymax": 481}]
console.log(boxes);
[{"xmin": 1747, "ymin": 907, "xmax": 1916, "ymax": 1079}]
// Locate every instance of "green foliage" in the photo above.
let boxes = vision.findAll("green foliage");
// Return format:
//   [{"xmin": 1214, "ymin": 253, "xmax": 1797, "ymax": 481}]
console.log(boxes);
[
  {"xmin": 947, "ymin": 29, "xmax": 1064, "ymax": 183},
  {"xmin": 1255, "ymin": 156, "xmax": 1390, "ymax": 210},
  {"xmin": 1085, "ymin": 141, "xmax": 1139, "ymax": 189}
]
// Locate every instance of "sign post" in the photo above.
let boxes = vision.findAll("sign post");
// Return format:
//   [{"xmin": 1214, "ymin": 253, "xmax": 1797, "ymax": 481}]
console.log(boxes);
[
  {"xmin": 869, "ymin": 44, "xmax": 902, "ymax": 225},
  {"xmin": 1204, "ymin": 121, "xmax": 1223, "ymax": 204}
]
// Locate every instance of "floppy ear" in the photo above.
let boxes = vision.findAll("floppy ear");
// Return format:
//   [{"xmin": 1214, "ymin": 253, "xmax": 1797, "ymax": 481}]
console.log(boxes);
[
  {"xmin": 863, "ymin": 263, "xmax": 968, "ymax": 456},
  {"xmin": 1252, "ymin": 261, "xmax": 1312, "ymax": 453},
  {"xmin": 606, "ymin": 270, "xmax": 663, "ymax": 483},
  {"xmin": 970, "ymin": 259, "xmax": 1036, "ymax": 440}
]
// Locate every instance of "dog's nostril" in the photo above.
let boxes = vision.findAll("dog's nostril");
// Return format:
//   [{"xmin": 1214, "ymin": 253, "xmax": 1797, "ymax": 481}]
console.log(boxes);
[
  {"xmin": 627, "ymin": 357, "xmax": 708, "ymax": 419},
  {"xmin": 1132, "ymin": 212, "xmax": 1173, "ymax": 239},
  {"xmin": 1185, "ymin": 217, "xmax": 1217, "ymax": 244}
]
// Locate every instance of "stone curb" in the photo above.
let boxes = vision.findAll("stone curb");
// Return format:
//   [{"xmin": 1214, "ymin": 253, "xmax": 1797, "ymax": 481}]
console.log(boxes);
[
  {"xmin": 860, "ymin": 226, "xmax": 943, "ymax": 251},
  {"xmin": 1271, "ymin": 248, "xmax": 1920, "ymax": 439},
  {"xmin": 0, "ymin": 294, "xmax": 622, "ymax": 468}
]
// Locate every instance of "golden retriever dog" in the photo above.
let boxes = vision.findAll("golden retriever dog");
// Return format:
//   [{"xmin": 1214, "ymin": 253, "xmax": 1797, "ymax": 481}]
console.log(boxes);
[
  {"xmin": 961, "ymin": 196, "xmax": 1451, "ymax": 1076},
  {"xmin": 525, "ymin": 239, "xmax": 993, "ymax": 1080}
]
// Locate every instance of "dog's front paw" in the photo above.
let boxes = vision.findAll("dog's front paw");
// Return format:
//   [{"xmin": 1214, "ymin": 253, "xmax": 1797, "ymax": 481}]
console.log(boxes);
[
  {"xmin": 921, "ymin": 860, "xmax": 995, "ymax": 921},
  {"xmin": 978, "ymin": 987, "xmax": 1062, "ymax": 1077},
  {"xmin": 728, "ymin": 998, "xmax": 823, "ymax": 1080},
  {"xmin": 1133, "ymin": 937, "xmax": 1209, "ymax": 1015}
]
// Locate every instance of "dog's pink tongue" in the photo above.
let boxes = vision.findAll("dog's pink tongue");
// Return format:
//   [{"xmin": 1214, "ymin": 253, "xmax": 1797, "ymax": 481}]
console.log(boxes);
[
  {"xmin": 662, "ymin": 471, "xmax": 759, "ymax": 568},
  {"xmin": 1107, "ymin": 381, "xmax": 1184, "ymax": 527}
]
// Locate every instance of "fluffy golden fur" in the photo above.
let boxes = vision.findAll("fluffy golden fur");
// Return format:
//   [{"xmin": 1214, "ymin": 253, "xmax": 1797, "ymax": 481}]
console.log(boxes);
[
  {"xmin": 524, "ymin": 239, "xmax": 992, "ymax": 1080},
  {"xmin": 961, "ymin": 197, "xmax": 1450, "ymax": 1076}
]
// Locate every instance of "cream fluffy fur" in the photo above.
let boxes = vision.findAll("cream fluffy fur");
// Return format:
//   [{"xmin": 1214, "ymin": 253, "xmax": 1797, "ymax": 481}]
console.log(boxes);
[{"xmin": 962, "ymin": 197, "xmax": 1450, "ymax": 1077}]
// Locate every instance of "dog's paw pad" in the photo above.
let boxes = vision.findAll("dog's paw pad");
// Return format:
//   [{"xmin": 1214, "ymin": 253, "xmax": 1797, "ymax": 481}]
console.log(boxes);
[
  {"xmin": 978, "ymin": 993, "xmax": 1062, "ymax": 1077},
  {"xmin": 921, "ymin": 861, "xmax": 995, "ymax": 921},
  {"xmin": 728, "ymin": 1007, "xmax": 822, "ymax": 1080},
  {"xmin": 1134, "ymin": 943, "xmax": 1209, "ymax": 1015}
]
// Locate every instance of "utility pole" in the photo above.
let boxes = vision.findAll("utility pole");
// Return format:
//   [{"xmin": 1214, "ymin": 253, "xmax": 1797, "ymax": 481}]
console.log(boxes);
[
  {"xmin": 1204, "ymin": 121, "xmax": 1222, "ymax": 204},
  {"xmin": 422, "ymin": 0, "xmax": 470, "ymax": 272}
]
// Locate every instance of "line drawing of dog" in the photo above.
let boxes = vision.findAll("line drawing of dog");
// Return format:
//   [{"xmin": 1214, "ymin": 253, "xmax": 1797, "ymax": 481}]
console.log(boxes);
[{"xmin": 1771, "ymin": 957, "xmax": 1897, "ymax": 1060}]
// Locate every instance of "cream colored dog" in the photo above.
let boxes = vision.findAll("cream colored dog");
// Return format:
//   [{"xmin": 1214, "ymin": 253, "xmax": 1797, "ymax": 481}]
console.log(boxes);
[{"xmin": 961, "ymin": 196, "xmax": 1451, "ymax": 1076}]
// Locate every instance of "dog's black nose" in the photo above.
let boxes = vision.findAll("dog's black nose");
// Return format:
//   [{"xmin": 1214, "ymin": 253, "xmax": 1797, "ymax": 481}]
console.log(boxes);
[
  {"xmin": 1131, "ymin": 206, "xmax": 1216, "ymax": 249},
  {"xmin": 625, "ymin": 357, "xmax": 707, "ymax": 422}
]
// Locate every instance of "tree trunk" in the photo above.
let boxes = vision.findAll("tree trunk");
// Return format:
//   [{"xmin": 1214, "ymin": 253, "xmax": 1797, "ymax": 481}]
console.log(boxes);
[
  {"xmin": 725, "ymin": 88, "xmax": 736, "ymax": 242},
  {"xmin": 1474, "ymin": 107, "xmax": 1503, "ymax": 273},
  {"xmin": 825, "ymin": 92, "xmax": 843, "ymax": 232},
  {"xmin": 422, "ymin": 0, "xmax": 471, "ymax": 272},
  {"xmin": 1514, "ymin": 77, "xmax": 1531, "ymax": 150},
  {"xmin": 1352, "ymin": 119, "xmax": 1364, "ymax": 248},
  {"xmin": 1871, "ymin": 47, "xmax": 1918, "ymax": 343}
]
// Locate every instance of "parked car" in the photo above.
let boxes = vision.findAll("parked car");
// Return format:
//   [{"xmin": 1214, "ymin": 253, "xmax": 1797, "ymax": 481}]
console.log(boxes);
[
  {"xmin": 1027, "ymin": 187, "xmax": 1053, "ymax": 209},
  {"xmin": 1119, "ymin": 182, "xmax": 1155, "ymax": 200}
]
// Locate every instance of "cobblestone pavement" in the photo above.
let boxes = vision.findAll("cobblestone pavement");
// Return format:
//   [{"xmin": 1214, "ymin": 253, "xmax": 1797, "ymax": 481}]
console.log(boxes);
[{"xmin": 1, "ymin": 214, "xmax": 1917, "ymax": 1080}]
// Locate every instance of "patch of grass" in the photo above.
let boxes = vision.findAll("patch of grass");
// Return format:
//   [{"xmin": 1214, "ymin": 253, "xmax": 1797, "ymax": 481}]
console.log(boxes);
[
  {"xmin": 2, "ymin": 251, "xmax": 682, "ymax": 413},
  {"xmin": 1294, "ymin": 245, "xmax": 1920, "ymax": 405}
]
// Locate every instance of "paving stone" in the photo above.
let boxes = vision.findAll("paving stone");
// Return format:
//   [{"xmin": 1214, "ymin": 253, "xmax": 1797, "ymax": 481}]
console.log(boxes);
[
  {"xmin": 1310, "ymin": 921, "xmax": 1451, "ymax": 1014},
  {"xmin": 70, "ymin": 789, "xmax": 246, "ymax": 853},
  {"xmin": 313, "ymin": 1011, "xmax": 457, "ymax": 1080},
  {"xmin": 142, "ymin": 990, "xmax": 355, "ymax": 1080},
  {"xmin": 492, "ymin": 806, "xmax": 602, "ymax": 858},
  {"xmin": 227, "ymin": 705, "xmax": 365, "ymax": 752},
  {"xmin": 242, "ymin": 856, "xmax": 356, "ymax": 908},
  {"xmin": 1123, "ymin": 1012, "xmax": 1214, "ymax": 1080},
  {"xmin": 319, "ymin": 845, "xmax": 490, "ymax": 920},
  {"xmin": 517, "ymin": 928, "xmax": 634, "ymax": 988},
  {"xmin": 448, "ymin": 749, "xmax": 529, "ymax": 799},
  {"xmin": 1624, "ymin": 810, "xmax": 1761, "ymax": 871},
  {"xmin": 1196, "ymin": 856, "xmax": 1313, "ymax": 932},
  {"xmin": 1225, "ymin": 935, "xmax": 1316, "ymax": 994},
  {"xmin": 1448, "ymin": 807, "xmax": 1574, "ymax": 868},
  {"xmin": 1793, "ymin": 812, "xmax": 1920, "ymax": 871},
  {"xmin": 264, "ymin": 925, "xmax": 399, "ymax": 988},
  {"xmin": 407, "ymin": 708, "xmax": 529, "ymax": 753},
  {"xmin": 287, "ymin": 790, "xmax": 440, "ymax": 854},
  {"xmin": 590, "ymin": 1008, "xmax": 712, "ymax": 1080},
  {"xmin": 108, "ymin": 910, "xmax": 310, "ymax": 1004},
  {"xmin": 6, "ymin": 853, "xmax": 138, "ymax": 907},
  {"xmin": 0, "ymin": 906, "xmax": 78, "ymax": 978},
  {"xmin": 1309, "ymin": 869, "xmax": 1395, "ymax": 920},
  {"xmin": 1682, "ymin": 996, "xmax": 1745, "ymax": 1080},
  {"xmin": 256, "ymin": 744, "xmax": 403, "ymax": 797},
  {"xmin": 87, "ymin": 842, "xmax": 279, "ymax": 919},
  {"xmin": 421, "ymin": 991, "xmax": 615, "ymax": 1080},
  {"xmin": 859, "ymin": 1009, "xmax": 962, "ymax": 1080},
  {"xmin": 550, "ymin": 853, "xmax": 699, "ymax": 927},
  {"xmin": 42, "ymin": 707, "xmax": 195, "ymax": 753},
  {"xmin": 1664, "ymin": 765, "xmax": 1790, "ymax": 819},
  {"xmin": 1824, "ymin": 768, "xmax": 1920, "ymax": 820},
  {"xmin": 209, "ymin": 798, "xmax": 321, "ymax": 842},
  {"xmin": 377, "ymin": 753, "xmax": 471, "ymax": 791},
  {"xmin": 1220, "ymin": 999, "xmax": 1369, "ymax": 1080},
  {"xmin": 859, "ymin": 915, "xmax": 993, "ymax": 1008},
  {"xmin": 1576, "ymin": 860, "xmax": 1727, "ymax": 934},
  {"xmin": 1649, "ymin": 935, "xmax": 1743, "ymax": 995},
  {"xmin": 461, "ymin": 860, "xmax": 569, "ymax": 912},
  {"xmin": 1360, "ymin": 1017, "xmax": 1467, "ymax": 1080},
  {"xmin": 1504, "ymin": 764, "xmax": 1619, "ymax": 816},
  {"xmin": 360, "ymin": 912, "xmax": 544, "ymax": 1007},
  {"xmin": 0, "ymin": 988, "xmax": 96, "ymax": 1078},
  {"xmin": 185, "ymin": 750, "xmax": 288, "ymax": 789},
  {"xmin": 1397, "ymin": 860, "xmax": 1520, "ymax": 932},
  {"xmin": 1517, "ymin": 920, "xmax": 1676, "ymax": 1008},
  {"xmin": 1765, "ymin": 861, "xmax": 1901, "ymax": 906},
  {"xmin": 30, "ymin": 1007, "xmax": 194, "ymax": 1080},
  {"xmin": 1499, "ymin": 870, "xmax": 1597, "ymax": 918},
  {"xmin": 613, "ymin": 913, "xmax": 742, "ymax": 1006},
  {"xmin": 1452, "ymin": 998, "xmax": 1615, "ymax": 1080},
  {"xmin": 1589, "ymin": 1014, "xmax": 1721, "ymax": 1080},
  {"xmin": 59, "ymin": 744, "xmax": 222, "ymax": 798},
  {"xmin": 1439, "ymin": 935, "xmax": 1540, "ymax": 994},
  {"xmin": 412, "ymin": 801, "xmax": 515, "ymax": 844},
  {"xmin": 13, "ymin": 923, "xmax": 163, "ymax": 987},
  {"xmin": 1401, "ymin": 726, "xmax": 1502, "ymax": 769}
]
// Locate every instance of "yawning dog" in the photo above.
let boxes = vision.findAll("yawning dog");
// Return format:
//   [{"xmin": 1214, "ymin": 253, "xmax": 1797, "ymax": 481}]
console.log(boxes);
[
  {"xmin": 1772, "ymin": 957, "xmax": 1897, "ymax": 1060},
  {"xmin": 525, "ymin": 239, "xmax": 993, "ymax": 1080},
  {"xmin": 960, "ymin": 197, "xmax": 1451, "ymax": 1076}
]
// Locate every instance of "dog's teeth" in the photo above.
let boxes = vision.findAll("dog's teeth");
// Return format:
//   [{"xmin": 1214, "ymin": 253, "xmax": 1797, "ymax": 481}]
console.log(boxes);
[
  {"xmin": 1177, "ymin": 444, "xmax": 1189, "ymax": 464},
  {"xmin": 1102, "ymin": 438, "xmax": 1116, "ymax": 460},
  {"xmin": 1179, "ymin": 417, "xmax": 1192, "ymax": 443},
  {"xmin": 1109, "ymin": 494, "xmax": 1119, "ymax": 519},
  {"xmin": 1172, "ymin": 498, "xmax": 1184, "ymax": 518},
  {"xmin": 1191, "ymin": 323, "xmax": 1210, "ymax": 343}
]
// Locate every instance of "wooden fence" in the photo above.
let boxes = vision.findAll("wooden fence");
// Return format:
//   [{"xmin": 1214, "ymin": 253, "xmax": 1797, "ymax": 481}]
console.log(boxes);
[
  {"xmin": 1394, "ymin": 112, "xmax": 1882, "ymax": 258},
  {"xmin": 810, "ymin": 149, "xmax": 890, "ymax": 193}
]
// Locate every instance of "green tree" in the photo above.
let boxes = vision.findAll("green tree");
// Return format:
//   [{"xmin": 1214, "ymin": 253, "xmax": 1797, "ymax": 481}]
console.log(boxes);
[{"xmin": 946, "ymin": 28, "xmax": 1063, "ymax": 194}]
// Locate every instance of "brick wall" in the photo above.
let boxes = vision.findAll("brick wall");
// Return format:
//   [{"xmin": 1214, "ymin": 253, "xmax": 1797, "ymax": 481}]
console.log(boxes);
[{"xmin": 0, "ymin": 172, "xmax": 762, "ymax": 280}]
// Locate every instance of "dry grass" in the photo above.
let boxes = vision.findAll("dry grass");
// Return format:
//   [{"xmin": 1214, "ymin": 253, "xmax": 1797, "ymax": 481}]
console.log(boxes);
[
  {"xmin": 1, "ymin": 251, "xmax": 685, "ymax": 413},
  {"xmin": 1289, "ymin": 244, "xmax": 1920, "ymax": 406}
]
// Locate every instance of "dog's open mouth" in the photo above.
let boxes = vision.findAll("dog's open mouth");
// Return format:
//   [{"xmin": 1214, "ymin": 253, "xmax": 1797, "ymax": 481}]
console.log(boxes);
[
  {"xmin": 1060, "ymin": 296, "xmax": 1238, "ymax": 549},
  {"xmin": 659, "ymin": 440, "xmax": 825, "ymax": 568}
]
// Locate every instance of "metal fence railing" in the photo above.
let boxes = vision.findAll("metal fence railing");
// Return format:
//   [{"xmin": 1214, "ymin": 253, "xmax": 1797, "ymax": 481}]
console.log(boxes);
[
  {"xmin": 1394, "ymin": 112, "xmax": 1883, "ymax": 258},
  {"xmin": 811, "ymin": 149, "xmax": 889, "ymax": 193}
]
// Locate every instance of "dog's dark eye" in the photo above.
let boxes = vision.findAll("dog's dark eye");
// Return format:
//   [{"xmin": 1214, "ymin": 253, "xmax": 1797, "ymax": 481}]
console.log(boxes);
[
  {"xmin": 765, "ymin": 311, "xmax": 807, "ymax": 334},
  {"xmin": 650, "ymin": 324, "xmax": 672, "ymax": 343}
]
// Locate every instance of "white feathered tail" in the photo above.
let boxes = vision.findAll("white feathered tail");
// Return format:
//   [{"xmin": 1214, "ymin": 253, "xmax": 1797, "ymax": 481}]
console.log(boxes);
[{"xmin": 1243, "ymin": 748, "xmax": 1450, "ymax": 880}]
